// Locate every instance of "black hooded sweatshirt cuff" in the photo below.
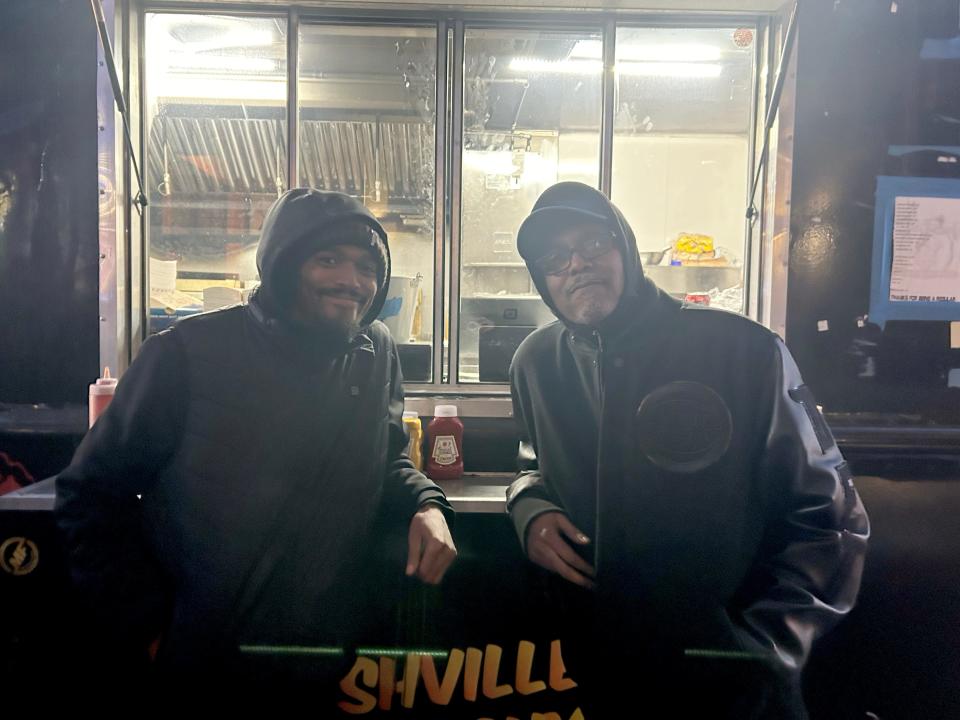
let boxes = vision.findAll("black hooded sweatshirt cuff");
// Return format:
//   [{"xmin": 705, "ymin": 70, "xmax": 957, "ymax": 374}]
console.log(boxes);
[{"xmin": 417, "ymin": 491, "xmax": 456, "ymax": 530}]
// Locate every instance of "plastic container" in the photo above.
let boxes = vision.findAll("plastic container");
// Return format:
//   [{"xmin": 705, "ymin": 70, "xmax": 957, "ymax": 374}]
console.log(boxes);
[
  {"xmin": 684, "ymin": 293, "xmax": 711, "ymax": 306},
  {"xmin": 426, "ymin": 404, "xmax": 464, "ymax": 480},
  {"xmin": 88, "ymin": 368, "xmax": 118, "ymax": 428},
  {"xmin": 402, "ymin": 410, "xmax": 424, "ymax": 471},
  {"xmin": 377, "ymin": 274, "xmax": 421, "ymax": 342}
]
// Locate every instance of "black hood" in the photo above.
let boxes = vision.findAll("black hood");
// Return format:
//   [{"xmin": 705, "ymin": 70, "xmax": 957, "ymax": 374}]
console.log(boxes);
[
  {"xmin": 254, "ymin": 188, "xmax": 391, "ymax": 328},
  {"xmin": 517, "ymin": 181, "xmax": 657, "ymax": 335}
]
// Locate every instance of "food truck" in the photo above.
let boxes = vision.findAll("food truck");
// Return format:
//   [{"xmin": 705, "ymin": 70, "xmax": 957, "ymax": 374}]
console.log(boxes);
[{"xmin": 2, "ymin": 0, "xmax": 959, "ymax": 716}]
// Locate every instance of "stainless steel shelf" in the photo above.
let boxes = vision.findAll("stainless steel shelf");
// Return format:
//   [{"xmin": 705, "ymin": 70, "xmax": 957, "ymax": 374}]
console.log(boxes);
[{"xmin": 643, "ymin": 265, "xmax": 742, "ymax": 295}]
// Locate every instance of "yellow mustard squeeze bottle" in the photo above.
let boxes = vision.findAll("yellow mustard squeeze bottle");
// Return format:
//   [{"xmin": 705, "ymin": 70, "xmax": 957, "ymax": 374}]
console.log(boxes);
[{"xmin": 402, "ymin": 410, "xmax": 424, "ymax": 470}]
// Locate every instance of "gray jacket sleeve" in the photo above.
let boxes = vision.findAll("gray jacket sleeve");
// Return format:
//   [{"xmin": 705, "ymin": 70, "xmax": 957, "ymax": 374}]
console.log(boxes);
[
  {"xmin": 731, "ymin": 337, "xmax": 869, "ymax": 675},
  {"xmin": 505, "ymin": 362, "xmax": 566, "ymax": 553}
]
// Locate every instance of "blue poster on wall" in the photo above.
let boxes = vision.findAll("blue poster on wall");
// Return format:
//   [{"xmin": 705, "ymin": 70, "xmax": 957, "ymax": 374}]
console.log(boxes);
[{"xmin": 869, "ymin": 176, "xmax": 960, "ymax": 328}]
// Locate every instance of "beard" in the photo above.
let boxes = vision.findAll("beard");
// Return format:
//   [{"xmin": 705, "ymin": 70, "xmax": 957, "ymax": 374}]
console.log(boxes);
[
  {"xmin": 564, "ymin": 291, "xmax": 618, "ymax": 327},
  {"xmin": 251, "ymin": 283, "xmax": 374, "ymax": 354},
  {"xmin": 292, "ymin": 307, "xmax": 364, "ymax": 346},
  {"xmin": 572, "ymin": 302, "xmax": 609, "ymax": 326},
  {"xmin": 290, "ymin": 286, "xmax": 374, "ymax": 341}
]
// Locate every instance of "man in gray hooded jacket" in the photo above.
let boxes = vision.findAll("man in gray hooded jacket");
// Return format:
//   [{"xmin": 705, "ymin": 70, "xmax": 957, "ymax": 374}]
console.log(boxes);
[
  {"xmin": 507, "ymin": 182, "xmax": 868, "ymax": 718},
  {"xmin": 56, "ymin": 188, "xmax": 456, "ymax": 686}
]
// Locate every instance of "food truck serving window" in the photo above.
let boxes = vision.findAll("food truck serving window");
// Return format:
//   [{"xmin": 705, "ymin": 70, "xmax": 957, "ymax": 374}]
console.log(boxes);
[{"xmin": 139, "ymin": 8, "xmax": 768, "ymax": 391}]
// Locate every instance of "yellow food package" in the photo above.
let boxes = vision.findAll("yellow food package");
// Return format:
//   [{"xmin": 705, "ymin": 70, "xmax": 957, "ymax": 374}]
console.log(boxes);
[{"xmin": 675, "ymin": 232, "xmax": 715, "ymax": 255}]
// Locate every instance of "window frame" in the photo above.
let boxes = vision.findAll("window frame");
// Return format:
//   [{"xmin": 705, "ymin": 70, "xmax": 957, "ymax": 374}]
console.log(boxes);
[{"xmin": 124, "ymin": 2, "xmax": 781, "ymax": 408}]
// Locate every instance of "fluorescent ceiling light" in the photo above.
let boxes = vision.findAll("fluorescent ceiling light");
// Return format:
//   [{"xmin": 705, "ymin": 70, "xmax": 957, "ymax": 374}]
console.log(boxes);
[
  {"xmin": 619, "ymin": 62, "xmax": 722, "ymax": 78},
  {"xmin": 508, "ymin": 57, "xmax": 721, "ymax": 78},
  {"xmin": 463, "ymin": 150, "xmax": 518, "ymax": 176},
  {"xmin": 570, "ymin": 39, "xmax": 723, "ymax": 63},
  {"xmin": 184, "ymin": 29, "xmax": 276, "ymax": 53},
  {"xmin": 166, "ymin": 52, "xmax": 277, "ymax": 73},
  {"xmin": 153, "ymin": 15, "xmax": 276, "ymax": 52},
  {"xmin": 509, "ymin": 57, "xmax": 602, "ymax": 75},
  {"xmin": 567, "ymin": 40, "xmax": 603, "ymax": 59},
  {"xmin": 152, "ymin": 77, "xmax": 286, "ymax": 102}
]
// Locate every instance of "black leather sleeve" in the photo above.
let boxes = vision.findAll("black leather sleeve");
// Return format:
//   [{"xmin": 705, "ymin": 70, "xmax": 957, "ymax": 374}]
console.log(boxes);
[
  {"xmin": 732, "ymin": 337, "xmax": 870, "ymax": 674},
  {"xmin": 54, "ymin": 331, "xmax": 184, "ymax": 645}
]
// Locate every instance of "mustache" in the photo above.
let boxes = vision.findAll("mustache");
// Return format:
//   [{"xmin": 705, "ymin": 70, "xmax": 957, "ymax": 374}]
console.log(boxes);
[{"xmin": 317, "ymin": 288, "xmax": 369, "ymax": 303}]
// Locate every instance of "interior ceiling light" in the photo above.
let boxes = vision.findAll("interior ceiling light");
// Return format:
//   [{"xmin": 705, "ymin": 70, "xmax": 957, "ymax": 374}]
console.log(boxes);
[
  {"xmin": 166, "ymin": 52, "xmax": 277, "ymax": 73},
  {"xmin": 161, "ymin": 15, "xmax": 276, "ymax": 52},
  {"xmin": 509, "ymin": 57, "xmax": 602, "ymax": 74},
  {"xmin": 569, "ymin": 39, "xmax": 723, "ymax": 63},
  {"xmin": 508, "ymin": 57, "xmax": 721, "ymax": 78},
  {"xmin": 619, "ymin": 62, "xmax": 722, "ymax": 78}
]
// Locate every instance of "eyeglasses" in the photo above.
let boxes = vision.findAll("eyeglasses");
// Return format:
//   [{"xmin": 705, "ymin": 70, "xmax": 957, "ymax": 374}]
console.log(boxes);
[{"xmin": 533, "ymin": 231, "xmax": 617, "ymax": 276}]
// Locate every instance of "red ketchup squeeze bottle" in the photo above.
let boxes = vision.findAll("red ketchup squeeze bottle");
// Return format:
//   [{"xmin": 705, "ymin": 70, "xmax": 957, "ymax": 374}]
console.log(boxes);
[
  {"xmin": 88, "ymin": 367, "xmax": 118, "ymax": 428},
  {"xmin": 426, "ymin": 404, "xmax": 464, "ymax": 480}
]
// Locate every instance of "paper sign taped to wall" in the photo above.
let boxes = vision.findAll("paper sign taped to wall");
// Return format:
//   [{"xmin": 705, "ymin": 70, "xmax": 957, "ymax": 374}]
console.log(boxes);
[
  {"xmin": 149, "ymin": 257, "xmax": 178, "ymax": 293},
  {"xmin": 890, "ymin": 197, "xmax": 960, "ymax": 303}
]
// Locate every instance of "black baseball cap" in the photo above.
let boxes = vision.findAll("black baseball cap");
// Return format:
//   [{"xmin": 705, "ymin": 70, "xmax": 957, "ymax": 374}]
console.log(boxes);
[{"xmin": 517, "ymin": 182, "xmax": 617, "ymax": 263}]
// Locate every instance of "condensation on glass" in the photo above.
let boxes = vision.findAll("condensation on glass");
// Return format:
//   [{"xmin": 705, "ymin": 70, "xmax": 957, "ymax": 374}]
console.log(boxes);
[
  {"xmin": 298, "ymin": 24, "xmax": 437, "ymax": 382},
  {"xmin": 137, "ymin": 14, "xmax": 765, "ymax": 388},
  {"xmin": 611, "ymin": 26, "xmax": 757, "ymax": 314},
  {"xmin": 144, "ymin": 14, "xmax": 287, "ymax": 333},
  {"xmin": 458, "ymin": 27, "xmax": 602, "ymax": 383}
]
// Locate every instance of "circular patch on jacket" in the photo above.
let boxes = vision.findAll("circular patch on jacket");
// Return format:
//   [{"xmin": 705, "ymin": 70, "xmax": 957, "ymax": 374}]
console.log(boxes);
[{"xmin": 635, "ymin": 381, "xmax": 732, "ymax": 473}]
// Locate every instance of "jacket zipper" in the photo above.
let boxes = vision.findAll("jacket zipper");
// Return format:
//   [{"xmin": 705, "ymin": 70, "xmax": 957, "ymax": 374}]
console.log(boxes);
[{"xmin": 593, "ymin": 330, "xmax": 604, "ymax": 577}]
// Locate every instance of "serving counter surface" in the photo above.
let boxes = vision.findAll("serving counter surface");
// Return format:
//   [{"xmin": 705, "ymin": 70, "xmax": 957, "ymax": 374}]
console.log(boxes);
[{"xmin": 0, "ymin": 473, "xmax": 513, "ymax": 514}]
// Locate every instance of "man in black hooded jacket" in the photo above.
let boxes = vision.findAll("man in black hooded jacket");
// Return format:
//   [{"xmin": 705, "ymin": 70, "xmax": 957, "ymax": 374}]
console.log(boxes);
[
  {"xmin": 56, "ymin": 188, "xmax": 456, "ymax": 687},
  {"xmin": 506, "ymin": 182, "xmax": 868, "ymax": 718}
]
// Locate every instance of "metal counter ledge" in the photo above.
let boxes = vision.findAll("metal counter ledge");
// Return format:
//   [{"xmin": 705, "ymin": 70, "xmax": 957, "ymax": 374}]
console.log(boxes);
[
  {"xmin": 431, "ymin": 473, "xmax": 513, "ymax": 514},
  {"xmin": 0, "ymin": 473, "xmax": 514, "ymax": 515}
]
